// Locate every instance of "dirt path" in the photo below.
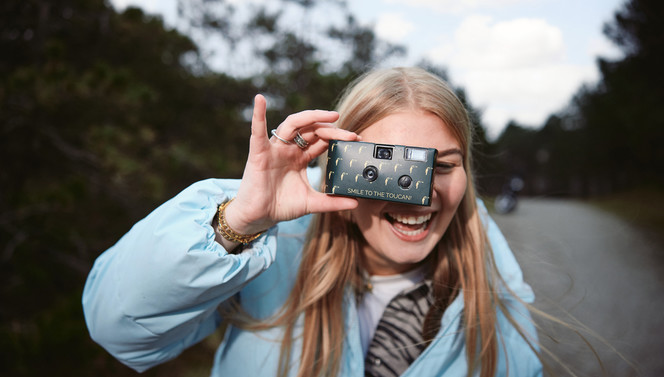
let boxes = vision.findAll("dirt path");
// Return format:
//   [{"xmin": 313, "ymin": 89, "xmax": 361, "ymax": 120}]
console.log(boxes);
[{"xmin": 493, "ymin": 198, "xmax": 664, "ymax": 376}]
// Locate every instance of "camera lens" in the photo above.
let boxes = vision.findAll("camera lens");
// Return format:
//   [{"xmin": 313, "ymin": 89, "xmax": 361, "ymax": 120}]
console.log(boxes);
[
  {"xmin": 363, "ymin": 166, "xmax": 378, "ymax": 182},
  {"xmin": 376, "ymin": 147, "xmax": 393, "ymax": 160},
  {"xmin": 398, "ymin": 175, "xmax": 412, "ymax": 189}
]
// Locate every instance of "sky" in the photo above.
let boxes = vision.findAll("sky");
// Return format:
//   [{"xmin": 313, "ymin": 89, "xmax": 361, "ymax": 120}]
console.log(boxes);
[{"xmin": 111, "ymin": 0, "xmax": 625, "ymax": 139}]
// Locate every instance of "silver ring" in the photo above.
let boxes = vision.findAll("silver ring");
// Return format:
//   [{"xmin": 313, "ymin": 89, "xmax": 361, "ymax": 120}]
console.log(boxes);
[
  {"xmin": 293, "ymin": 132, "xmax": 309, "ymax": 149},
  {"xmin": 271, "ymin": 129, "xmax": 290, "ymax": 144}
]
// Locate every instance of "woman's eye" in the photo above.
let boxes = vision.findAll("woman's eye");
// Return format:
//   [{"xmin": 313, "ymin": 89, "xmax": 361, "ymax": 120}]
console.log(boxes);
[{"xmin": 435, "ymin": 163, "xmax": 455, "ymax": 173}]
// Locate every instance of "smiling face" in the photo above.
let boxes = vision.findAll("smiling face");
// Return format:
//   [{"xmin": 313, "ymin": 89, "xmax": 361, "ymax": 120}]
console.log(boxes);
[{"xmin": 351, "ymin": 110, "xmax": 468, "ymax": 275}]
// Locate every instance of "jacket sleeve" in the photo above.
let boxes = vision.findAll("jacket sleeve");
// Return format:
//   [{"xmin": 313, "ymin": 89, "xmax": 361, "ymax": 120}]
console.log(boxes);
[{"xmin": 82, "ymin": 178, "xmax": 279, "ymax": 372}]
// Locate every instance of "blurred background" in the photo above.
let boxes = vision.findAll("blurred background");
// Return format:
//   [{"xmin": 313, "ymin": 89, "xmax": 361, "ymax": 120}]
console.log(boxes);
[{"xmin": 1, "ymin": 0, "xmax": 662, "ymax": 375}]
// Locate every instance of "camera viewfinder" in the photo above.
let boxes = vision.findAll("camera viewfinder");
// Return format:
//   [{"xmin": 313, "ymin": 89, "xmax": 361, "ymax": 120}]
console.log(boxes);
[{"xmin": 405, "ymin": 147, "xmax": 427, "ymax": 162}]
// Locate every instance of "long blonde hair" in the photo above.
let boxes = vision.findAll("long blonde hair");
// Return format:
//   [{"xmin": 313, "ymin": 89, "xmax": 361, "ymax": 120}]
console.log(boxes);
[
  {"xmin": 280, "ymin": 67, "xmax": 504, "ymax": 376},
  {"xmin": 231, "ymin": 67, "xmax": 510, "ymax": 376}
]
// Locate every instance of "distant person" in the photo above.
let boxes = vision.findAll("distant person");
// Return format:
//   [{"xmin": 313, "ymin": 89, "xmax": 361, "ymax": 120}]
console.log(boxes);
[
  {"xmin": 83, "ymin": 67, "xmax": 542, "ymax": 376},
  {"xmin": 494, "ymin": 175, "xmax": 524, "ymax": 214}
]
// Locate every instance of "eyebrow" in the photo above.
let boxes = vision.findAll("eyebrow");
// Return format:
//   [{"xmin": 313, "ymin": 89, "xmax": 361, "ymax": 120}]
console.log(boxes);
[{"xmin": 437, "ymin": 148, "xmax": 464, "ymax": 158}]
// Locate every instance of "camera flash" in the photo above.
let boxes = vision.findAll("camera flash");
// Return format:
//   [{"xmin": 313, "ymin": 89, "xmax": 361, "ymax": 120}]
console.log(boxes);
[{"xmin": 405, "ymin": 148, "xmax": 427, "ymax": 162}]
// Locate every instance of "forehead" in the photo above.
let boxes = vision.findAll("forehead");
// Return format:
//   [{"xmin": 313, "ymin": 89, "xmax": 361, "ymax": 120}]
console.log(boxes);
[{"xmin": 358, "ymin": 111, "xmax": 460, "ymax": 152}]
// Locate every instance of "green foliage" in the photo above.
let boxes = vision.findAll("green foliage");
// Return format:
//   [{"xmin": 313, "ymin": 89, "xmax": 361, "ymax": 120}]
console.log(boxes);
[
  {"xmin": 576, "ymin": 0, "xmax": 664, "ymax": 191},
  {"xmin": 1, "ymin": 0, "xmax": 256, "ymax": 375},
  {"xmin": 176, "ymin": 0, "xmax": 407, "ymax": 110},
  {"xmin": 590, "ymin": 187, "xmax": 664, "ymax": 234}
]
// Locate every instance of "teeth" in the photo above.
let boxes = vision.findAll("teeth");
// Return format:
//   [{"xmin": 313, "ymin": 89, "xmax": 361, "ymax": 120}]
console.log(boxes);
[
  {"xmin": 389, "ymin": 213, "xmax": 432, "ymax": 225},
  {"xmin": 399, "ymin": 228, "xmax": 424, "ymax": 236}
]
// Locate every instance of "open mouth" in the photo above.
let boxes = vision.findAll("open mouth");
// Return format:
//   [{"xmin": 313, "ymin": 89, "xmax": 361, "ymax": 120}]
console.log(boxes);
[{"xmin": 385, "ymin": 212, "xmax": 433, "ymax": 237}]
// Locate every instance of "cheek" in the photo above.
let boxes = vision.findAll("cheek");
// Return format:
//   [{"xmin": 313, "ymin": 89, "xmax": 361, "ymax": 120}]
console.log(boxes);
[
  {"xmin": 350, "ymin": 201, "xmax": 381, "ymax": 229},
  {"xmin": 434, "ymin": 172, "xmax": 468, "ymax": 206}
]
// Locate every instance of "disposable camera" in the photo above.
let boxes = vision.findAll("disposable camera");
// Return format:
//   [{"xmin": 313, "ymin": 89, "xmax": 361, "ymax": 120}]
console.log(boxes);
[{"xmin": 324, "ymin": 140, "xmax": 437, "ymax": 206}]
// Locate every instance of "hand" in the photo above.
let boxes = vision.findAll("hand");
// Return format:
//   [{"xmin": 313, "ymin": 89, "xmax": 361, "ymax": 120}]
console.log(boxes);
[{"xmin": 223, "ymin": 94, "xmax": 360, "ymax": 237}]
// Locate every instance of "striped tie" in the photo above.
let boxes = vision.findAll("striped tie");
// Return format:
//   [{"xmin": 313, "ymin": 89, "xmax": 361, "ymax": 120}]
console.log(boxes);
[{"xmin": 364, "ymin": 281, "xmax": 433, "ymax": 377}]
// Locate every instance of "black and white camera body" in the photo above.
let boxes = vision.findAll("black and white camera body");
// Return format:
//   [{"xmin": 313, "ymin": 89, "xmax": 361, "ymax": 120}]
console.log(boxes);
[{"xmin": 324, "ymin": 140, "xmax": 437, "ymax": 206}]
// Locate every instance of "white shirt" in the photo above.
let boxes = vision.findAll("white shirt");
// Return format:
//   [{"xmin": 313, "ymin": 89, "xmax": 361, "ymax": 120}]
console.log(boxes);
[{"xmin": 356, "ymin": 266, "xmax": 427, "ymax": 356}]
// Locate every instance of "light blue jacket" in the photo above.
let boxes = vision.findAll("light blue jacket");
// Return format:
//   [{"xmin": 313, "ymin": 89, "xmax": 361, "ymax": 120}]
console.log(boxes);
[{"xmin": 82, "ymin": 170, "xmax": 542, "ymax": 376}]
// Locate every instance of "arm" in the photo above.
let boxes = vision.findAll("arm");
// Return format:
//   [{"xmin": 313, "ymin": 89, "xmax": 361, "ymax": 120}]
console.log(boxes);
[
  {"xmin": 82, "ymin": 178, "xmax": 278, "ymax": 371},
  {"xmin": 82, "ymin": 95, "xmax": 360, "ymax": 372}
]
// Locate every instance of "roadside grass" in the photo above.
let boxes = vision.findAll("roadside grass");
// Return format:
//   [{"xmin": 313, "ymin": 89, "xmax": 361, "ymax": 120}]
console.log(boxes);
[
  {"xmin": 484, "ymin": 187, "xmax": 664, "ymax": 235},
  {"xmin": 587, "ymin": 187, "xmax": 664, "ymax": 234}
]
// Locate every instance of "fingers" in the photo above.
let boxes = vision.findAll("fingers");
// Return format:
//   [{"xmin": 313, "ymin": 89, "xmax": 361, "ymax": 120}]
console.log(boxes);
[
  {"xmin": 312, "ymin": 125, "xmax": 360, "ymax": 141},
  {"xmin": 272, "ymin": 110, "xmax": 340, "ymax": 141},
  {"xmin": 251, "ymin": 94, "xmax": 268, "ymax": 143},
  {"xmin": 259, "ymin": 101, "xmax": 361, "ymax": 162},
  {"xmin": 299, "ymin": 125, "xmax": 359, "ymax": 156}
]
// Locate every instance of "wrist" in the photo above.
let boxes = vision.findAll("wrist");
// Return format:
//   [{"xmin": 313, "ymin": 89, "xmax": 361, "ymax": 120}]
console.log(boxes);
[{"xmin": 217, "ymin": 199, "xmax": 266, "ymax": 245}]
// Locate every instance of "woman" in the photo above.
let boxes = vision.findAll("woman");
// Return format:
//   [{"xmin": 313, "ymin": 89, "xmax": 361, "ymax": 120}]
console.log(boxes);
[{"xmin": 83, "ymin": 67, "xmax": 542, "ymax": 376}]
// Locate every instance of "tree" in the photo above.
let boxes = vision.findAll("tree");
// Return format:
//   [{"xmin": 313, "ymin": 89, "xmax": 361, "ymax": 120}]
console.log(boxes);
[
  {"xmin": 174, "ymin": 0, "xmax": 406, "ymax": 112},
  {"xmin": 1, "ymin": 1, "xmax": 256, "ymax": 375},
  {"xmin": 573, "ymin": 0, "xmax": 664, "ymax": 191},
  {"xmin": 493, "ymin": 0, "xmax": 664, "ymax": 196}
]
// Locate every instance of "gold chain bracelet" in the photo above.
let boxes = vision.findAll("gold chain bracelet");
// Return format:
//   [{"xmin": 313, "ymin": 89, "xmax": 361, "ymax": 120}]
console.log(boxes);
[{"xmin": 217, "ymin": 199, "xmax": 265, "ymax": 245}]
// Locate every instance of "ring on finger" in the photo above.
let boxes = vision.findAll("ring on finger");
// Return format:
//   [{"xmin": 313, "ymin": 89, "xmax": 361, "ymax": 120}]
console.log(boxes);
[
  {"xmin": 271, "ymin": 129, "xmax": 291, "ymax": 144},
  {"xmin": 293, "ymin": 131, "xmax": 309, "ymax": 149}
]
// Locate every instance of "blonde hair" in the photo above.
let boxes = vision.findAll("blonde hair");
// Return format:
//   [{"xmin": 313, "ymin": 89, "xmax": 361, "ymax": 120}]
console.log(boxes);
[
  {"xmin": 283, "ymin": 67, "xmax": 502, "ymax": 376},
  {"xmin": 230, "ymin": 67, "xmax": 521, "ymax": 376}
]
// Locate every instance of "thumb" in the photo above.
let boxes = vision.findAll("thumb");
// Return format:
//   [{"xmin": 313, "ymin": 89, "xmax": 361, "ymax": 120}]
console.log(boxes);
[{"xmin": 306, "ymin": 192, "xmax": 359, "ymax": 214}]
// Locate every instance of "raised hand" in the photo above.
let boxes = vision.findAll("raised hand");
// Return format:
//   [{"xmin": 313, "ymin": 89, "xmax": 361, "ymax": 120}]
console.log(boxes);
[{"xmin": 222, "ymin": 94, "xmax": 360, "ymax": 241}]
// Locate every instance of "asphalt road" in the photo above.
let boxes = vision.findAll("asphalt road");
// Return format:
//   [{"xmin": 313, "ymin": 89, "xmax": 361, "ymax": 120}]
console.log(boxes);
[{"xmin": 492, "ymin": 198, "xmax": 664, "ymax": 377}]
